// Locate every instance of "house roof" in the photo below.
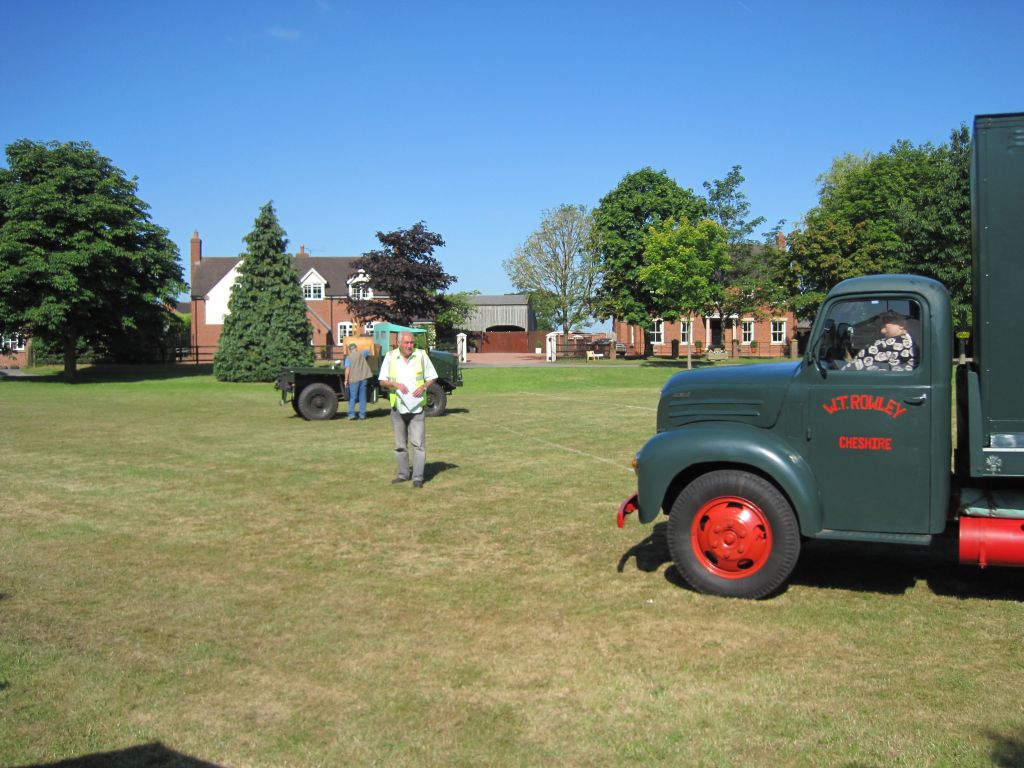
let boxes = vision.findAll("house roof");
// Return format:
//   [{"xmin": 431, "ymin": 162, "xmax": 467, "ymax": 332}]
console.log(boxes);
[
  {"xmin": 190, "ymin": 255, "xmax": 362, "ymax": 298},
  {"xmin": 467, "ymin": 294, "xmax": 530, "ymax": 306}
]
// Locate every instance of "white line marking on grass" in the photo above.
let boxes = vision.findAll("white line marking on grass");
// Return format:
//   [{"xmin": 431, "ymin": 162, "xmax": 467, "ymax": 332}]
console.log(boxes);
[
  {"xmin": 523, "ymin": 392, "xmax": 658, "ymax": 411},
  {"xmin": 462, "ymin": 415, "xmax": 634, "ymax": 471}
]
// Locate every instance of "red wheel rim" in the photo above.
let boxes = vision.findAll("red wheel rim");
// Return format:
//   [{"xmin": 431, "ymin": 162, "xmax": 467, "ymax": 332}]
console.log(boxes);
[{"xmin": 690, "ymin": 495, "xmax": 772, "ymax": 579}]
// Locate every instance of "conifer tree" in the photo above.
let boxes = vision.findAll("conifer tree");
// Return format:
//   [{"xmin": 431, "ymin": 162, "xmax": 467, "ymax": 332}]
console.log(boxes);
[{"xmin": 213, "ymin": 202, "xmax": 313, "ymax": 381}]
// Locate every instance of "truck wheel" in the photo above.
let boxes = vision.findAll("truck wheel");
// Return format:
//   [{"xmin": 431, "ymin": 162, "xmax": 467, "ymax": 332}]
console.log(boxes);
[
  {"xmin": 297, "ymin": 382, "xmax": 339, "ymax": 420},
  {"xmin": 423, "ymin": 382, "xmax": 447, "ymax": 417},
  {"xmin": 667, "ymin": 470, "xmax": 800, "ymax": 599}
]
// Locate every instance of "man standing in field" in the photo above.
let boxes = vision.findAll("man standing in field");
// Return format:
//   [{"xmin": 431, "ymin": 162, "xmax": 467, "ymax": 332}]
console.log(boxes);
[{"xmin": 379, "ymin": 331, "xmax": 437, "ymax": 488}]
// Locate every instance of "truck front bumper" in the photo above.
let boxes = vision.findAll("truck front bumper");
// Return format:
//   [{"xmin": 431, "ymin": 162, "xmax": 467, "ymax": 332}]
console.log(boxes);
[{"xmin": 617, "ymin": 494, "xmax": 639, "ymax": 528}]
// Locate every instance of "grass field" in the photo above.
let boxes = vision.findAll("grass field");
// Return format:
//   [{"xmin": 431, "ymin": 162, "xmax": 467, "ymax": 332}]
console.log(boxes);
[{"xmin": 2, "ymin": 363, "xmax": 1023, "ymax": 767}]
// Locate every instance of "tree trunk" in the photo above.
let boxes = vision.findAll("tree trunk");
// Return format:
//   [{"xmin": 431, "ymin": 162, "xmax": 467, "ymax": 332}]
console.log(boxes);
[{"xmin": 63, "ymin": 336, "xmax": 77, "ymax": 381}]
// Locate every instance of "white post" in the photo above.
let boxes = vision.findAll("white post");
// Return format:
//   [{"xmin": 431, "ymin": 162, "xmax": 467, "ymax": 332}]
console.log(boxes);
[
  {"xmin": 546, "ymin": 331, "xmax": 559, "ymax": 362},
  {"xmin": 456, "ymin": 332, "xmax": 467, "ymax": 363}
]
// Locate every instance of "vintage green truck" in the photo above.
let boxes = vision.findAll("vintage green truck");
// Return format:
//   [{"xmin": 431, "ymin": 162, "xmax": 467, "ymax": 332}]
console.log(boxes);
[
  {"xmin": 618, "ymin": 111, "xmax": 1024, "ymax": 598},
  {"xmin": 275, "ymin": 323, "xmax": 462, "ymax": 420}
]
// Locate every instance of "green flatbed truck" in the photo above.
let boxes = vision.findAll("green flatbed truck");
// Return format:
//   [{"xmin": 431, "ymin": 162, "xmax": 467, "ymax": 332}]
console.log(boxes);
[
  {"xmin": 275, "ymin": 323, "xmax": 462, "ymax": 420},
  {"xmin": 618, "ymin": 112, "xmax": 1024, "ymax": 598}
]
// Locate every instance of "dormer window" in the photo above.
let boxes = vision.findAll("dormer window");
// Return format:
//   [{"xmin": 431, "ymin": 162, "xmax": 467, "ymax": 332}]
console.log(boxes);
[
  {"xmin": 348, "ymin": 269, "xmax": 374, "ymax": 300},
  {"xmin": 300, "ymin": 268, "xmax": 327, "ymax": 301}
]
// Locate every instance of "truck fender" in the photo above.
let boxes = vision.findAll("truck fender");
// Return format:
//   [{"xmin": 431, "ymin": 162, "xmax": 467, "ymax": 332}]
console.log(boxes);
[{"xmin": 635, "ymin": 422, "xmax": 823, "ymax": 534}]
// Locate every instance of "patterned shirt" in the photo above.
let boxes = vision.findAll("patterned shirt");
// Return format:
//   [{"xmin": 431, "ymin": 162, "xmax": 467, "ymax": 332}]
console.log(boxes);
[{"xmin": 847, "ymin": 332, "xmax": 917, "ymax": 371}]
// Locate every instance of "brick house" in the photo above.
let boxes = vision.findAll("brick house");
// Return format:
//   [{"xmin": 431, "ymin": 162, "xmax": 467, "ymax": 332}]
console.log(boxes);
[
  {"xmin": 1, "ymin": 332, "xmax": 29, "ymax": 368},
  {"xmin": 613, "ymin": 310, "xmax": 797, "ymax": 358},
  {"xmin": 612, "ymin": 236, "xmax": 796, "ymax": 358},
  {"xmin": 188, "ymin": 232, "xmax": 382, "ymax": 362}
]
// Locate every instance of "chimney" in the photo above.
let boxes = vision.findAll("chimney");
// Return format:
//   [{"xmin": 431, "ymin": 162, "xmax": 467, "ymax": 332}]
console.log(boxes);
[
  {"xmin": 775, "ymin": 232, "xmax": 787, "ymax": 251},
  {"xmin": 190, "ymin": 231, "xmax": 202, "ymax": 270},
  {"xmin": 298, "ymin": 244, "xmax": 307, "ymax": 256}
]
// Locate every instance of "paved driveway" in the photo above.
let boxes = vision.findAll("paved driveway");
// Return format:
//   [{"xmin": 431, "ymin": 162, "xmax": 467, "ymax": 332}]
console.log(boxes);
[{"xmin": 464, "ymin": 353, "xmax": 550, "ymax": 367}]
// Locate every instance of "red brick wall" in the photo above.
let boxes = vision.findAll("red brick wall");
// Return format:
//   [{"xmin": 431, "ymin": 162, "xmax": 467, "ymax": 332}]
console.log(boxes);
[
  {"xmin": 614, "ymin": 311, "xmax": 797, "ymax": 357},
  {"xmin": 1, "ymin": 341, "xmax": 30, "ymax": 368}
]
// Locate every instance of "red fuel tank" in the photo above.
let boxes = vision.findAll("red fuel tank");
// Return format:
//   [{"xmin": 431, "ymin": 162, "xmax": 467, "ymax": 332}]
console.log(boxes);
[{"xmin": 959, "ymin": 517, "xmax": 1024, "ymax": 568}]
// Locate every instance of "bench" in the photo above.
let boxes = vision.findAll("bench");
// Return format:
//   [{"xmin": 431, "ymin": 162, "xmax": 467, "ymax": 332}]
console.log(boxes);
[
  {"xmin": 706, "ymin": 348, "xmax": 728, "ymax": 361},
  {"xmin": 586, "ymin": 350, "xmax": 604, "ymax": 361}
]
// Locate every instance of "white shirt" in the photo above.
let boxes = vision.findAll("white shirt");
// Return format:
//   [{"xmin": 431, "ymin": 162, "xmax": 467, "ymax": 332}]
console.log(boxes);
[{"xmin": 380, "ymin": 349, "xmax": 438, "ymax": 414}]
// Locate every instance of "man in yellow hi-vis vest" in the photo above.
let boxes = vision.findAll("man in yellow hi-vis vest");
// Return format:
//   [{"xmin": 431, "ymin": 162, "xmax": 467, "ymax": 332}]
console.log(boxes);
[{"xmin": 378, "ymin": 331, "xmax": 438, "ymax": 488}]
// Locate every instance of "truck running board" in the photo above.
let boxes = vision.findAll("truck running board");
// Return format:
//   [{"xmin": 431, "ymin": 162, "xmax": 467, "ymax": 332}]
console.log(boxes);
[{"xmin": 815, "ymin": 529, "xmax": 933, "ymax": 545}]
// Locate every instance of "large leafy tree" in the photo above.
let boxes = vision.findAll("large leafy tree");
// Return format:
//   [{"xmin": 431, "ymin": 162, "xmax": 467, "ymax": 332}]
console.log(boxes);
[
  {"xmin": 787, "ymin": 128, "xmax": 971, "ymax": 322},
  {"xmin": 503, "ymin": 204, "xmax": 598, "ymax": 336},
  {"xmin": 0, "ymin": 139, "xmax": 184, "ymax": 379},
  {"xmin": 902, "ymin": 125, "xmax": 972, "ymax": 328},
  {"xmin": 704, "ymin": 165, "xmax": 766, "ymax": 247},
  {"xmin": 346, "ymin": 222, "xmax": 456, "ymax": 326},
  {"xmin": 433, "ymin": 289, "xmax": 476, "ymax": 341},
  {"xmin": 526, "ymin": 290, "xmax": 560, "ymax": 331},
  {"xmin": 591, "ymin": 167, "xmax": 708, "ymax": 325},
  {"xmin": 638, "ymin": 217, "xmax": 729, "ymax": 367},
  {"xmin": 702, "ymin": 165, "xmax": 786, "ymax": 320},
  {"xmin": 213, "ymin": 201, "xmax": 313, "ymax": 382}
]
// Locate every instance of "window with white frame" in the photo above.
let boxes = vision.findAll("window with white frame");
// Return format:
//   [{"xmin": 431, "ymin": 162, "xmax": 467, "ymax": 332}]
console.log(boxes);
[
  {"xmin": 650, "ymin": 319, "xmax": 663, "ymax": 344},
  {"xmin": 337, "ymin": 321, "xmax": 353, "ymax": 340},
  {"xmin": 363, "ymin": 321, "xmax": 376, "ymax": 335},
  {"xmin": 742, "ymin": 320, "xmax": 754, "ymax": 344},
  {"xmin": 300, "ymin": 269, "xmax": 326, "ymax": 301},
  {"xmin": 771, "ymin": 319, "xmax": 786, "ymax": 344},
  {"xmin": 679, "ymin": 319, "xmax": 692, "ymax": 345},
  {"xmin": 348, "ymin": 269, "xmax": 373, "ymax": 300},
  {"xmin": 2, "ymin": 333, "xmax": 26, "ymax": 352}
]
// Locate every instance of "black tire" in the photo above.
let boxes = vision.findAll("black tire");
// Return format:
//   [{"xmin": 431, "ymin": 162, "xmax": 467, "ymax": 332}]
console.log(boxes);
[
  {"xmin": 667, "ymin": 470, "xmax": 800, "ymax": 599},
  {"xmin": 297, "ymin": 382, "xmax": 339, "ymax": 420},
  {"xmin": 423, "ymin": 382, "xmax": 447, "ymax": 417}
]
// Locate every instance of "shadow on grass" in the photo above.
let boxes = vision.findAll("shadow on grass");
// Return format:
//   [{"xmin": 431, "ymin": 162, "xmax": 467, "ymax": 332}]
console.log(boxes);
[
  {"xmin": 15, "ymin": 742, "xmax": 223, "ymax": 767},
  {"xmin": 618, "ymin": 522, "xmax": 1024, "ymax": 601},
  {"xmin": 284, "ymin": 406, "xmax": 470, "ymax": 422},
  {"xmin": 328, "ymin": 407, "xmax": 390, "ymax": 421},
  {"xmin": 425, "ymin": 461, "xmax": 458, "ymax": 481},
  {"xmin": 986, "ymin": 729, "xmax": 1024, "ymax": 768},
  {"xmin": 633, "ymin": 357, "xmax": 794, "ymax": 370},
  {"xmin": 633, "ymin": 359, "xmax": 717, "ymax": 371},
  {"xmin": 1, "ymin": 364, "xmax": 214, "ymax": 384}
]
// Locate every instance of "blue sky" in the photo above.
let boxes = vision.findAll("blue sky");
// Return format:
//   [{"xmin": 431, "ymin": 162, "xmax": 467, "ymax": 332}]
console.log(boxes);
[{"xmin": 3, "ymin": 0, "xmax": 1022, "ymax": 306}]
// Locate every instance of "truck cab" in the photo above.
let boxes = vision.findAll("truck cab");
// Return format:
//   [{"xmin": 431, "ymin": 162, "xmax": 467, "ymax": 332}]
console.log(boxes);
[{"xmin": 618, "ymin": 274, "xmax": 952, "ymax": 598}]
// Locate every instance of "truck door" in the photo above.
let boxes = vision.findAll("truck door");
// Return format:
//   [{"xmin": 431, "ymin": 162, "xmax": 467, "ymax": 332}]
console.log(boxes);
[{"xmin": 801, "ymin": 296, "xmax": 932, "ymax": 534}]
